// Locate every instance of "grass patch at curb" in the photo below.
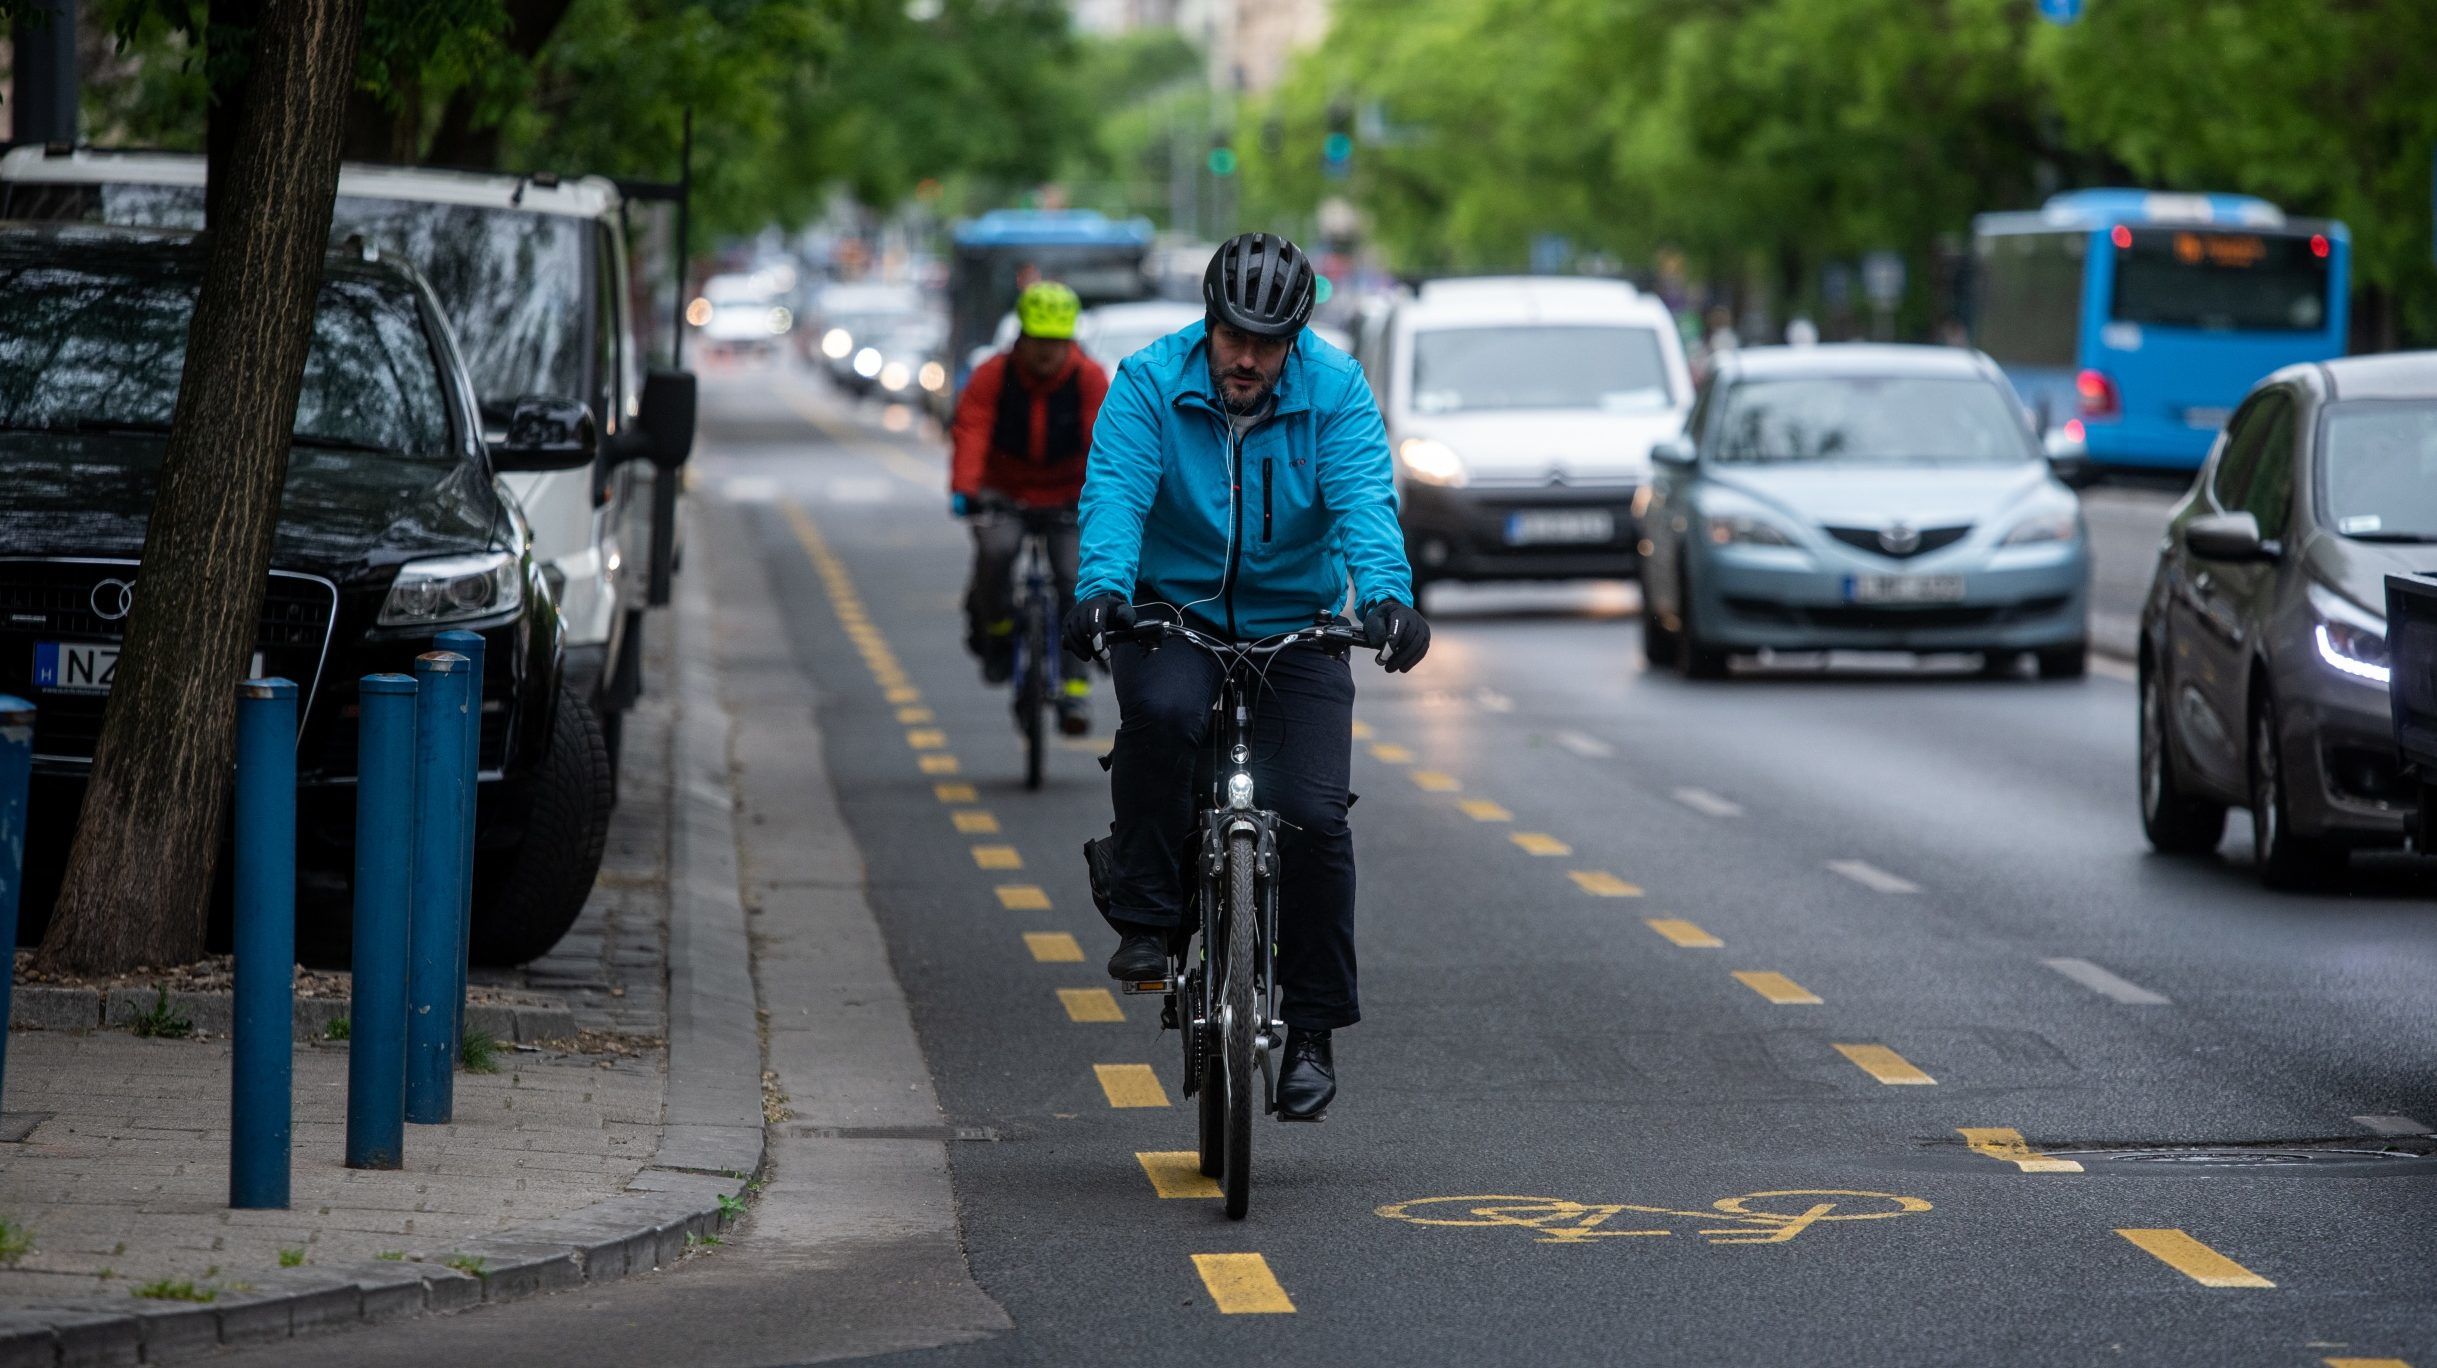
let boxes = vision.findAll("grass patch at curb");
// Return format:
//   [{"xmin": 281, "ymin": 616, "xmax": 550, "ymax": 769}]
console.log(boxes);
[
  {"xmin": 132, "ymin": 1280, "xmax": 215, "ymax": 1303},
  {"xmin": 459, "ymin": 1028, "xmax": 501, "ymax": 1075},
  {"xmin": 129, "ymin": 988, "xmax": 192, "ymax": 1040}
]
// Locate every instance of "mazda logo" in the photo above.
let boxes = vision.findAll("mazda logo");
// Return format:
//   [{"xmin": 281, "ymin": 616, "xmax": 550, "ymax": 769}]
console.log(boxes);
[
  {"xmin": 1877, "ymin": 522, "xmax": 1921, "ymax": 555},
  {"xmin": 91, "ymin": 577, "xmax": 135, "ymax": 621}
]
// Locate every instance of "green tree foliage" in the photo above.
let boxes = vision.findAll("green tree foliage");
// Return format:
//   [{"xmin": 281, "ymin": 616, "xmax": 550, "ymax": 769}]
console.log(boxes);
[{"xmin": 1248, "ymin": 0, "xmax": 2435, "ymax": 342}]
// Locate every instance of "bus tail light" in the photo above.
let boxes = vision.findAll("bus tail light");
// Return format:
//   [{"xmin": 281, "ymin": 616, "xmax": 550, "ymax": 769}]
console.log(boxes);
[
  {"xmin": 2075, "ymin": 369, "xmax": 2120, "ymax": 420},
  {"xmin": 2310, "ymin": 233, "xmax": 2331, "ymax": 258}
]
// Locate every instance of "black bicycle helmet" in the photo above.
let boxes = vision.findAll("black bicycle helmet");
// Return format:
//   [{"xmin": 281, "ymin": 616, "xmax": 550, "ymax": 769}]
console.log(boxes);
[{"xmin": 1203, "ymin": 232, "xmax": 1317, "ymax": 338}]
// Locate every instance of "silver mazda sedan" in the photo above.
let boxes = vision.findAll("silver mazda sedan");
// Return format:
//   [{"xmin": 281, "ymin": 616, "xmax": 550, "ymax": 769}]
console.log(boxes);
[
  {"xmin": 1639, "ymin": 345, "xmax": 2090, "ymax": 678},
  {"xmin": 2138, "ymin": 353, "xmax": 2437, "ymax": 886}
]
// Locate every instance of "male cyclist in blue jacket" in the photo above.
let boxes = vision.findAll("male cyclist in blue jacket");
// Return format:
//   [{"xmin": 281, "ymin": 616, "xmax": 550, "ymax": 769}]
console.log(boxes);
[{"xmin": 1062, "ymin": 233, "xmax": 1430, "ymax": 1121}]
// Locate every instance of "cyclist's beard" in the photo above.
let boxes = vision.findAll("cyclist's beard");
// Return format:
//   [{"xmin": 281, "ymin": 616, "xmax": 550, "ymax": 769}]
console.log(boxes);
[{"xmin": 1210, "ymin": 354, "xmax": 1274, "ymax": 417}]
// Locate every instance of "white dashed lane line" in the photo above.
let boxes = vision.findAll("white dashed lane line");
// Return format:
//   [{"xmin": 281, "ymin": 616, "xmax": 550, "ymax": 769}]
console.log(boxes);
[
  {"xmin": 1671, "ymin": 787, "xmax": 1743, "ymax": 818},
  {"xmin": 2041, "ymin": 957, "xmax": 2171, "ymax": 1006},
  {"xmin": 1827, "ymin": 859, "xmax": 1920, "ymax": 894},
  {"xmin": 1554, "ymin": 730, "xmax": 1615, "ymax": 759}
]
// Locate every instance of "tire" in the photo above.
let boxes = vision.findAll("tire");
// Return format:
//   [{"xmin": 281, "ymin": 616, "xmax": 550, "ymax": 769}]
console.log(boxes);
[
  {"xmin": 1641, "ymin": 607, "xmax": 1681, "ymax": 670},
  {"xmin": 2036, "ymin": 642, "xmax": 2089, "ymax": 680},
  {"xmin": 2249, "ymin": 686, "xmax": 2345, "ymax": 889},
  {"xmin": 1979, "ymin": 651, "xmax": 2021, "ymax": 679},
  {"xmin": 1019, "ymin": 602, "xmax": 1048, "ymax": 791},
  {"xmin": 1222, "ymin": 830, "xmax": 1257, "ymax": 1221},
  {"xmin": 2139, "ymin": 660, "xmax": 2225, "ymax": 855},
  {"xmin": 470, "ymin": 684, "xmax": 614, "ymax": 965},
  {"xmin": 1677, "ymin": 558, "xmax": 1729, "ymax": 680}
]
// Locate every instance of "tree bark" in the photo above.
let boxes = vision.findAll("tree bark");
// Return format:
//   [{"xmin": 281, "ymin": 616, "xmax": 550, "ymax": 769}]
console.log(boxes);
[{"xmin": 38, "ymin": 0, "xmax": 368, "ymax": 974}]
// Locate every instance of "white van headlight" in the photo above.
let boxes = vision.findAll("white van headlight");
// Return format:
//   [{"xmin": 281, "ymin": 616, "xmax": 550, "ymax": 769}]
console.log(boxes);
[
  {"xmin": 1399, "ymin": 437, "xmax": 1467, "ymax": 487},
  {"xmin": 381, "ymin": 550, "xmax": 522, "ymax": 626}
]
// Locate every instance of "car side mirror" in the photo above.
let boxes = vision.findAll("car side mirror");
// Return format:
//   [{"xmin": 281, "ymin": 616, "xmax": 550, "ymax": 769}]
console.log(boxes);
[
  {"xmin": 1651, "ymin": 436, "xmax": 1698, "ymax": 469},
  {"xmin": 2186, "ymin": 510, "xmax": 2274, "ymax": 562},
  {"xmin": 489, "ymin": 396, "xmax": 597, "ymax": 472},
  {"xmin": 629, "ymin": 369, "xmax": 698, "ymax": 471}
]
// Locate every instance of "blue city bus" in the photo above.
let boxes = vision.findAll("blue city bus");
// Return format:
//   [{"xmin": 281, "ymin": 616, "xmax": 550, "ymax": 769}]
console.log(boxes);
[
  {"xmin": 947, "ymin": 209, "xmax": 1155, "ymax": 391},
  {"xmin": 1970, "ymin": 189, "xmax": 2349, "ymax": 472}
]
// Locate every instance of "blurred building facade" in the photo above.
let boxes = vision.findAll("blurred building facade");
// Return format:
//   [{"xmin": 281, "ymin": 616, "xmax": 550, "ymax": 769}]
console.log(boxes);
[{"xmin": 1068, "ymin": 0, "xmax": 1328, "ymax": 94}]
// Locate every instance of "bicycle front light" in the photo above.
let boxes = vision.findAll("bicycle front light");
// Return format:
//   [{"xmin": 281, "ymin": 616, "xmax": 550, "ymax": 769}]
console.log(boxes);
[
  {"xmin": 1227, "ymin": 772, "xmax": 1255, "ymax": 811},
  {"xmin": 380, "ymin": 550, "xmax": 522, "ymax": 627}
]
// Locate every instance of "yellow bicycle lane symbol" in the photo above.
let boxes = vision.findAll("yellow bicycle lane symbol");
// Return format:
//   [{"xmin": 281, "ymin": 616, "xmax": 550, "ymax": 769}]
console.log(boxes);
[{"xmin": 1376, "ymin": 1190, "xmax": 1932, "ymax": 1245}]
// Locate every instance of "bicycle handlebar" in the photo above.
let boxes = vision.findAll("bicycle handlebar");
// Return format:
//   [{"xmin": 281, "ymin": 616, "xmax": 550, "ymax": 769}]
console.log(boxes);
[{"xmin": 1102, "ymin": 609, "xmax": 1388, "ymax": 666}]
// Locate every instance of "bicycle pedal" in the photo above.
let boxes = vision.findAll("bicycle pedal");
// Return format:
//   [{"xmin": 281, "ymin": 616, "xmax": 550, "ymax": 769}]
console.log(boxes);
[{"xmin": 1120, "ymin": 977, "xmax": 1174, "ymax": 995}]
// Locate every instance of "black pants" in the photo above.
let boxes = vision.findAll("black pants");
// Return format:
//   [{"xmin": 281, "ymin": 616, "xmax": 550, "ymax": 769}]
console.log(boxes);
[
  {"xmin": 965, "ymin": 515, "xmax": 1082, "ymax": 682},
  {"xmin": 1102, "ymin": 637, "xmax": 1359, "ymax": 1031}
]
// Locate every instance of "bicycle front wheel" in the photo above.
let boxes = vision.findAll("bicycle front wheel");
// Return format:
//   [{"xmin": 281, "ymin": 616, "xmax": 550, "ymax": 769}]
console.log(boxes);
[
  {"xmin": 1222, "ymin": 830, "xmax": 1257, "ymax": 1220},
  {"xmin": 1018, "ymin": 603, "xmax": 1048, "ymax": 790}
]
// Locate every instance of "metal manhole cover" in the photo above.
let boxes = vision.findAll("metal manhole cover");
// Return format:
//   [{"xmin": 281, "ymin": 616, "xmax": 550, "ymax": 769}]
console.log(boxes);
[{"xmin": 2070, "ymin": 1148, "xmax": 2400, "ymax": 1168}]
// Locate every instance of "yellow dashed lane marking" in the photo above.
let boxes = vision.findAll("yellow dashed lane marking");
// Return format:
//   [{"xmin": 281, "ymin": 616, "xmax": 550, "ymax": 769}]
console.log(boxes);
[
  {"xmin": 934, "ymin": 782, "xmax": 977, "ymax": 803},
  {"xmin": 1410, "ymin": 770, "xmax": 1461, "ymax": 792},
  {"xmin": 906, "ymin": 728, "xmax": 947, "ymax": 750},
  {"xmin": 996, "ymin": 885, "xmax": 1051, "ymax": 911},
  {"xmin": 1094, "ymin": 1064, "xmax": 1170, "ymax": 1108},
  {"xmin": 1024, "ymin": 932, "xmax": 1083, "ymax": 963},
  {"xmin": 971, "ymin": 845, "xmax": 1022, "ymax": 870},
  {"xmin": 1368, "ymin": 743, "xmax": 1414, "ymax": 764},
  {"xmin": 885, "ymin": 686, "xmax": 922, "ymax": 704},
  {"xmin": 1646, "ymin": 918, "xmax": 1722, "ymax": 948},
  {"xmin": 1732, "ymin": 971, "xmax": 1821, "ymax": 1005},
  {"xmin": 897, "ymin": 706, "xmax": 935, "ymax": 723},
  {"xmin": 1512, "ymin": 832, "xmax": 1572, "ymax": 856},
  {"xmin": 1833, "ymin": 1043, "xmax": 1935, "ymax": 1085},
  {"xmin": 1059, "ymin": 988, "xmax": 1124, "ymax": 1023},
  {"xmin": 2115, "ymin": 1229, "xmax": 2274, "ymax": 1288},
  {"xmin": 1350, "ymin": 720, "xmax": 1375, "ymax": 740},
  {"xmin": 1458, "ymin": 799, "xmax": 1512, "ymax": 822},
  {"xmin": 1136, "ymin": 1151, "xmax": 1220, "ymax": 1198},
  {"xmin": 951, "ymin": 810, "xmax": 1000, "ymax": 834},
  {"xmin": 1192, "ymin": 1253, "xmax": 1295, "ymax": 1314},
  {"xmin": 1568, "ymin": 870, "xmax": 1641, "ymax": 896},
  {"xmin": 1957, "ymin": 1127, "xmax": 2083, "ymax": 1174},
  {"xmin": 919, "ymin": 755, "xmax": 962, "ymax": 775},
  {"xmin": 2324, "ymin": 1359, "xmax": 2414, "ymax": 1368}
]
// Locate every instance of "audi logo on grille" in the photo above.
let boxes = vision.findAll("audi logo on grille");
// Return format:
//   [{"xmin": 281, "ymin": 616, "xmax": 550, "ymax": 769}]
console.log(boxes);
[{"xmin": 90, "ymin": 578, "xmax": 136, "ymax": 621}]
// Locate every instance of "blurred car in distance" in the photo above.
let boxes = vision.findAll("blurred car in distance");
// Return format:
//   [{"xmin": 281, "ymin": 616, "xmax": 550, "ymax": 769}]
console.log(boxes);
[
  {"xmin": 1639, "ymin": 344, "xmax": 2090, "ymax": 679},
  {"xmin": 2139, "ymin": 353, "xmax": 2437, "ymax": 885},
  {"xmin": 691, "ymin": 272, "xmax": 792, "ymax": 359}
]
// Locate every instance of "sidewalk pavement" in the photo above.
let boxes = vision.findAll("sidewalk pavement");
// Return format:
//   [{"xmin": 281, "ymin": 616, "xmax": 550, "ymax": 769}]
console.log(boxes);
[{"xmin": 0, "ymin": 539, "xmax": 766, "ymax": 1366}]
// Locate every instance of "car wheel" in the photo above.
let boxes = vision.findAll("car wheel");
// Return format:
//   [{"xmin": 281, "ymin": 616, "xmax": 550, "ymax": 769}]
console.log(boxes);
[
  {"xmin": 470, "ymin": 683, "xmax": 615, "ymax": 965},
  {"xmin": 2139, "ymin": 659, "xmax": 2224, "ymax": 855},
  {"xmin": 1641, "ymin": 604, "xmax": 1681, "ymax": 669},
  {"xmin": 1676, "ymin": 558, "xmax": 1729, "ymax": 680},
  {"xmin": 2248, "ymin": 684, "xmax": 2344, "ymax": 889},
  {"xmin": 2035, "ymin": 642, "xmax": 2088, "ymax": 680}
]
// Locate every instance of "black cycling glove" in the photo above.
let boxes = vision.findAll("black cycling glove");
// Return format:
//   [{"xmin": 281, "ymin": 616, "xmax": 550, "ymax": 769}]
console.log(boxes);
[
  {"xmin": 1362, "ymin": 599, "xmax": 1431, "ymax": 673},
  {"xmin": 1065, "ymin": 593, "xmax": 1131, "ymax": 662}
]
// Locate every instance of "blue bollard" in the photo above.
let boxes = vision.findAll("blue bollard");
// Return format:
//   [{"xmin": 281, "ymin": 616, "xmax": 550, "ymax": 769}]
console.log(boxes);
[
  {"xmin": 346, "ymin": 675, "xmax": 416, "ymax": 1168},
  {"xmin": 434, "ymin": 630, "xmax": 484, "ymax": 1062},
  {"xmin": 0, "ymin": 695, "xmax": 32, "ymax": 1109},
  {"xmin": 405, "ymin": 652, "xmax": 472, "ymax": 1124},
  {"xmin": 231, "ymin": 678, "xmax": 297, "ymax": 1210}
]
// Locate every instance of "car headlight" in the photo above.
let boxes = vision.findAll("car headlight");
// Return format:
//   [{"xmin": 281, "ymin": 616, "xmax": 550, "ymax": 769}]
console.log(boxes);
[
  {"xmin": 2308, "ymin": 585, "xmax": 2389, "ymax": 684},
  {"xmin": 1705, "ymin": 513, "xmax": 1795, "ymax": 547},
  {"xmin": 380, "ymin": 550, "xmax": 523, "ymax": 627},
  {"xmin": 767, "ymin": 306, "xmax": 793, "ymax": 335},
  {"xmin": 854, "ymin": 346, "xmax": 883, "ymax": 378},
  {"xmin": 1398, "ymin": 437, "xmax": 1467, "ymax": 487},
  {"xmin": 685, "ymin": 297, "xmax": 712, "ymax": 328},
  {"xmin": 920, "ymin": 361, "xmax": 947, "ymax": 393},
  {"xmin": 822, "ymin": 328, "xmax": 853, "ymax": 359},
  {"xmin": 2000, "ymin": 509, "xmax": 2080, "ymax": 546},
  {"xmin": 880, "ymin": 361, "xmax": 912, "ymax": 392}
]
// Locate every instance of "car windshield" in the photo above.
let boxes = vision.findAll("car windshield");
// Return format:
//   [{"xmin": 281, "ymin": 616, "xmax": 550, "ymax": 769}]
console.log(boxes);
[
  {"xmin": 0, "ymin": 256, "xmax": 452, "ymax": 457},
  {"xmin": 1712, "ymin": 376, "xmax": 2032, "ymax": 464},
  {"xmin": 2321, "ymin": 401, "xmax": 2437, "ymax": 543},
  {"xmin": 1410, "ymin": 325, "xmax": 1674, "ymax": 414},
  {"xmin": 29, "ymin": 182, "xmax": 590, "ymax": 406}
]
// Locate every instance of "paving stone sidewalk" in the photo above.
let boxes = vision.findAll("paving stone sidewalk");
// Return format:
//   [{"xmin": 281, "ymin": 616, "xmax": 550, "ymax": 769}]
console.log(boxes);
[{"xmin": 0, "ymin": 585, "xmax": 759, "ymax": 1363}]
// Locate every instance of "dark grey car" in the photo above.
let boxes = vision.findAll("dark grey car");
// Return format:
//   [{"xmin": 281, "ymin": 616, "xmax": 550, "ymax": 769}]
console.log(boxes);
[{"xmin": 2137, "ymin": 352, "xmax": 2437, "ymax": 886}]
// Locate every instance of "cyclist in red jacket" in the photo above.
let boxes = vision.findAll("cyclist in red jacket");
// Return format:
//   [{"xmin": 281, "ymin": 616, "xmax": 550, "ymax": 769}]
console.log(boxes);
[{"xmin": 951, "ymin": 281, "xmax": 1110, "ymax": 733}]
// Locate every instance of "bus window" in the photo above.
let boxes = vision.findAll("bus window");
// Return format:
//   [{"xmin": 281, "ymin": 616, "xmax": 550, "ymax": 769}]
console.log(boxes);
[
  {"xmin": 1972, "ymin": 231, "xmax": 2083, "ymax": 369},
  {"xmin": 2112, "ymin": 230, "xmax": 2328, "ymax": 333}
]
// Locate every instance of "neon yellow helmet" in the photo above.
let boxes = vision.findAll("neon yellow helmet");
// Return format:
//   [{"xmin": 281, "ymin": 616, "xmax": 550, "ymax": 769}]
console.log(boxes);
[{"xmin": 1015, "ymin": 281, "xmax": 1080, "ymax": 340}]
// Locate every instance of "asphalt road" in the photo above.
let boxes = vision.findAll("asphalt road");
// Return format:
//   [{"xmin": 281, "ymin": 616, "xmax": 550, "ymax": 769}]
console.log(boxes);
[{"xmin": 239, "ymin": 364, "xmax": 2437, "ymax": 1367}]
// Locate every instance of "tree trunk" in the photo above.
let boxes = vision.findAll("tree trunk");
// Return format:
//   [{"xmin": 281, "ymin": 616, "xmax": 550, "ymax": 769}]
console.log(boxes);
[{"xmin": 38, "ymin": 0, "xmax": 368, "ymax": 974}]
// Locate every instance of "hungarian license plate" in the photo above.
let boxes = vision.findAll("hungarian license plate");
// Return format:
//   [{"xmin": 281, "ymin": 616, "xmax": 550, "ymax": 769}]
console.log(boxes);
[
  {"xmin": 34, "ymin": 642, "xmax": 262, "ymax": 695},
  {"xmin": 1844, "ymin": 575, "xmax": 1966, "ymax": 605},
  {"xmin": 1505, "ymin": 509, "xmax": 1615, "ymax": 545}
]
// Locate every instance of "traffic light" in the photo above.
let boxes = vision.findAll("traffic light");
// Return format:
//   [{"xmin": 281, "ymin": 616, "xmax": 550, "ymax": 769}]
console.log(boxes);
[
  {"xmin": 1323, "ymin": 102, "xmax": 1353, "ymax": 180},
  {"xmin": 1208, "ymin": 134, "xmax": 1237, "ymax": 178}
]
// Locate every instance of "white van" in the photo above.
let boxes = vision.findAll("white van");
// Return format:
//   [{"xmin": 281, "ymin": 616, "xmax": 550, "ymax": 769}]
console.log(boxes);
[
  {"xmin": 0, "ymin": 147, "xmax": 694, "ymax": 773},
  {"xmin": 1354, "ymin": 276, "xmax": 1692, "ymax": 588}
]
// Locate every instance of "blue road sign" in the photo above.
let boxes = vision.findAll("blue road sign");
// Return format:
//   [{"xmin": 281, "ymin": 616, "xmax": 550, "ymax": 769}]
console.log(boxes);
[{"xmin": 2038, "ymin": 0, "xmax": 2083, "ymax": 24}]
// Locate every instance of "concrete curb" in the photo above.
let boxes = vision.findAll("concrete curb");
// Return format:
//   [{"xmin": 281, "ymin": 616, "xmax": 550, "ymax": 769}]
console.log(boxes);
[{"xmin": 0, "ymin": 527, "xmax": 767, "ymax": 1366}]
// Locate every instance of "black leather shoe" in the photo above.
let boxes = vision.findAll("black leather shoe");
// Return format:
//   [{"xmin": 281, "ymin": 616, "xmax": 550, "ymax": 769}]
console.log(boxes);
[
  {"xmin": 1106, "ymin": 932, "xmax": 1167, "ymax": 982},
  {"xmin": 1276, "ymin": 1028, "xmax": 1335, "ymax": 1120}
]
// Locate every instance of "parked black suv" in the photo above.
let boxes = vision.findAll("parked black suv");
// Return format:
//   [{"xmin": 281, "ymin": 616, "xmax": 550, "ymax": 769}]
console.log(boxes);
[{"xmin": 0, "ymin": 223, "xmax": 630, "ymax": 963}]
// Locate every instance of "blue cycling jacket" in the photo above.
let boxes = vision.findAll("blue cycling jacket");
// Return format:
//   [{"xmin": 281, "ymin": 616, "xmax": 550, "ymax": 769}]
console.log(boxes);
[{"xmin": 1076, "ymin": 320, "xmax": 1413, "ymax": 639}]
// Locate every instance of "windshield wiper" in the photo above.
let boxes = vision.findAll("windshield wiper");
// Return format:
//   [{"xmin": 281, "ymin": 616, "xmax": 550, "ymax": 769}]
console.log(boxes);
[
  {"xmin": 289, "ymin": 433, "xmax": 397, "ymax": 455},
  {"xmin": 2346, "ymin": 531, "xmax": 2437, "ymax": 545},
  {"xmin": 68, "ymin": 417, "xmax": 175, "ymax": 437}
]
